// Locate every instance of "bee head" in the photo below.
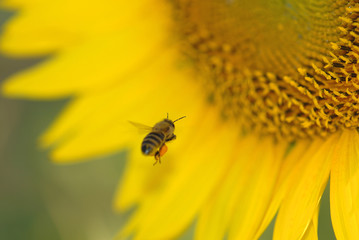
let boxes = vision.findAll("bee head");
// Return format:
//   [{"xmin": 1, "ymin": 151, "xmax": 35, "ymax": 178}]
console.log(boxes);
[{"xmin": 164, "ymin": 118, "xmax": 175, "ymax": 128}]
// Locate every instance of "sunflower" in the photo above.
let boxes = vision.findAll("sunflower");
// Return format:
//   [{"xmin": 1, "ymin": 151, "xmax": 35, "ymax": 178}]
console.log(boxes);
[{"xmin": 1, "ymin": 0, "xmax": 359, "ymax": 239}]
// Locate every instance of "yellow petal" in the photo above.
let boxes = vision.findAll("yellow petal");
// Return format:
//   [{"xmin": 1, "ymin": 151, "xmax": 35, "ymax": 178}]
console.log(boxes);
[
  {"xmin": 273, "ymin": 133, "xmax": 338, "ymax": 240},
  {"xmin": 0, "ymin": 9, "xmax": 79, "ymax": 55},
  {"xmin": 1, "ymin": 0, "xmax": 46, "ymax": 9},
  {"xmin": 2, "ymin": 20, "xmax": 169, "ymax": 98},
  {"xmin": 113, "ymin": 145, "xmax": 166, "ymax": 211},
  {"xmin": 254, "ymin": 140, "xmax": 312, "ymax": 239},
  {"xmin": 117, "ymin": 110, "xmax": 239, "ymax": 240},
  {"xmin": 227, "ymin": 137, "xmax": 287, "ymax": 240},
  {"xmin": 194, "ymin": 136, "xmax": 256, "ymax": 240},
  {"xmin": 193, "ymin": 135, "xmax": 286, "ymax": 240},
  {"xmin": 1, "ymin": 0, "xmax": 167, "ymax": 55},
  {"xmin": 330, "ymin": 129, "xmax": 359, "ymax": 240},
  {"xmin": 302, "ymin": 206, "xmax": 319, "ymax": 240}
]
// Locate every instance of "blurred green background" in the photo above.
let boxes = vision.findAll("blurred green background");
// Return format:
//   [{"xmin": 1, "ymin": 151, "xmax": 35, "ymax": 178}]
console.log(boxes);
[{"xmin": 0, "ymin": 9, "xmax": 336, "ymax": 240}]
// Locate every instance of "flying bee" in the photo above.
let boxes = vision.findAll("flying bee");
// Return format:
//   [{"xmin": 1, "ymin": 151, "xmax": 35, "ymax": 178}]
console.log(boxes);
[{"xmin": 130, "ymin": 114, "xmax": 186, "ymax": 166}]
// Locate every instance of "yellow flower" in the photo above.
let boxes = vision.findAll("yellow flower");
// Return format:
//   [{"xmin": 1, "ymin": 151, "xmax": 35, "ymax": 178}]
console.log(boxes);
[{"xmin": 1, "ymin": 0, "xmax": 359, "ymax": 239}]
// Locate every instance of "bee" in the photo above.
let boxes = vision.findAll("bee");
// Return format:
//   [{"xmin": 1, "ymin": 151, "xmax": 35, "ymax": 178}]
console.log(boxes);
[{"xmin": 130, "ymin": 114, "xmax": 186, "ymax": 166}]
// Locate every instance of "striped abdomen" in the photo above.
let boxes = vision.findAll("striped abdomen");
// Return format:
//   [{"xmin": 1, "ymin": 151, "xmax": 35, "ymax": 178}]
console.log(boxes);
[{"xmin": 141, "ymin": 131, "xmax": 165, "ymax": 156}]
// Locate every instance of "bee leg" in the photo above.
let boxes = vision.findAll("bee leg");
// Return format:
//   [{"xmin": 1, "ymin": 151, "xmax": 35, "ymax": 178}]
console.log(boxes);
[
  {"xmin": 153, "ymin": 151, "xmax": 161, "ymax": 166},
  {"xmin": 165, "ymin": 134, "xmax": 176, "ymax": 142}
]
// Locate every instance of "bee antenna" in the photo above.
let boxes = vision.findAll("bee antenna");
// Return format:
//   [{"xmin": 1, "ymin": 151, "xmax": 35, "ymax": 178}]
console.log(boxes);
[
  {"xmin": 167, "ymin": 113, "xmax": 169, "ymax": 119},
  {"xmin": 173, "ymin": 116, "xmax": 186, "ymax": 123}
]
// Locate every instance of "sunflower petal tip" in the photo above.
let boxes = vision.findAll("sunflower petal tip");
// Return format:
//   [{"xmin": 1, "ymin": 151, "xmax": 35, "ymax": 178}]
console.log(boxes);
[
  {"xmin": 38, "ymin": 134, "xmax": 53, "ymax": 149},
  {"xmin": 49, "ymin": 148, "xmax": 79, "ymax": 164},
  {"xmin": 1, "ymin": 79, "xmax": 19, "ymax": 97},
  {"xmin": 1, "ymin": 75, "xmax": 35, "ymax": 98},
  {"xmin": 49, "ymin": 152, "xmax": 64, "ymax": 163},
  {"xmin": 112, "ymin": 194, "xmax": 132, "ymax": 213},
  {"xmin": 112, "ymin": 198, "xmax": 121, "ymax": 212}
]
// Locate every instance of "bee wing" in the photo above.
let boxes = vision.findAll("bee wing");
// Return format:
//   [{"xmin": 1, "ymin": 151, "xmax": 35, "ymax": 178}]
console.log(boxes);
[{"xmin": 128, "ymin": 121, "xmax": 153, "ymax": 134}]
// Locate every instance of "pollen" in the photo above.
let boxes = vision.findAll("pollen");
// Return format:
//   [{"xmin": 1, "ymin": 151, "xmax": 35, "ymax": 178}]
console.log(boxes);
[{"xmin": 175, "ymin": 0, "xmax": 359, "ymax": 140}]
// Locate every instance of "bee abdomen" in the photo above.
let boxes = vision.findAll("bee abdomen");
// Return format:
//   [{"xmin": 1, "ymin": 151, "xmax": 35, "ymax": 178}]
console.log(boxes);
[{"xmin": 141, "ymin": 132, "xmax": 165, "ymax": 155}]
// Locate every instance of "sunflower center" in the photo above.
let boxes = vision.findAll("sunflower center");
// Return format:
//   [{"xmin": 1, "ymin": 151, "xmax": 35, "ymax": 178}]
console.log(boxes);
[{"xmin": 175, "ymin": 0, "xmax": 359, "ymax": 140}]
